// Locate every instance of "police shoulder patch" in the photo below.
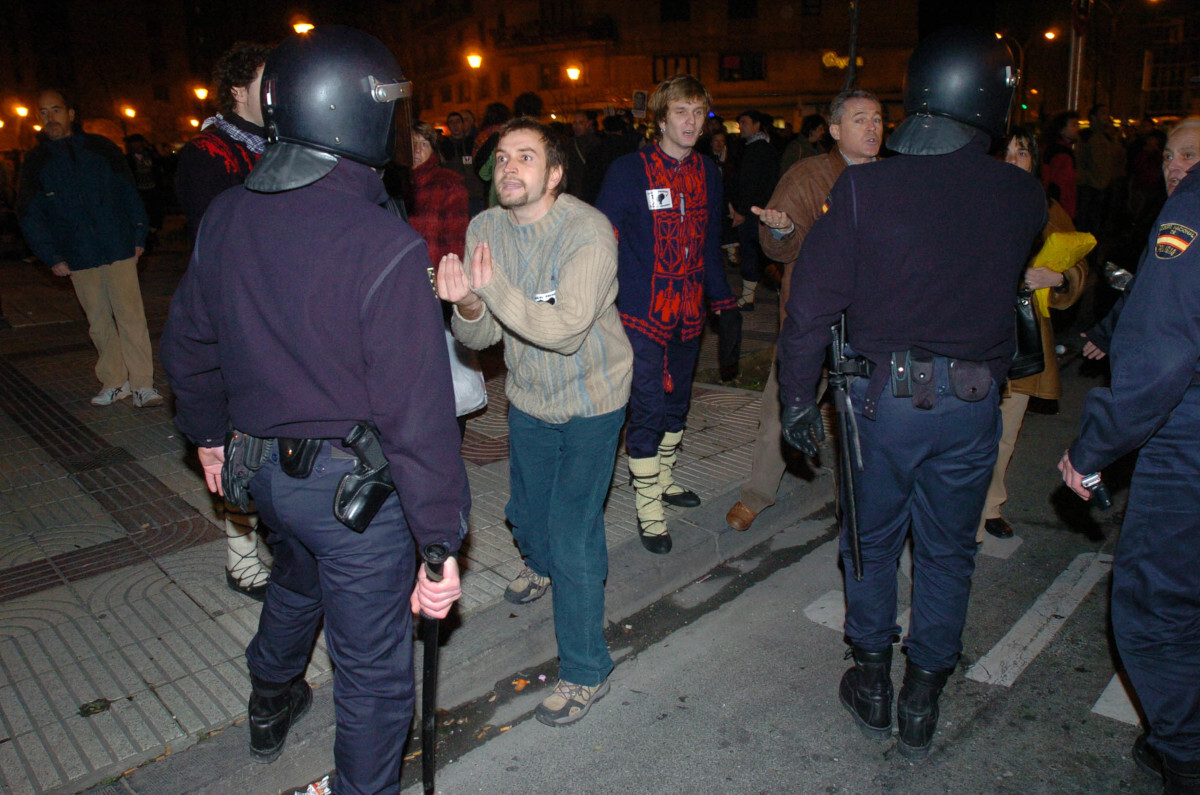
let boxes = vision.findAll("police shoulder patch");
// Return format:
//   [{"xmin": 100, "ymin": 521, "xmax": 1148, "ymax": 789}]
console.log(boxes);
[{"xmin": 1155, "ymin": 222, "xmax": 1198, "ymax": 260}]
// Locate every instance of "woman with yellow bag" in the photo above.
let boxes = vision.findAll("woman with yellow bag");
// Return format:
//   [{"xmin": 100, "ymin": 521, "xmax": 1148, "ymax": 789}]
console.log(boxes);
[{"xmin": 979, "ymin": 128, "xmax": 1093, "ymax": 542}]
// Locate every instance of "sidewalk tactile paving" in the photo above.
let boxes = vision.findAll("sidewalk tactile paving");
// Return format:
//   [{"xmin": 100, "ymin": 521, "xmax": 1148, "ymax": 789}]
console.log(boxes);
[{"xmin": 0, "ymin": 248, "xmax": 781, "ymax": 793}]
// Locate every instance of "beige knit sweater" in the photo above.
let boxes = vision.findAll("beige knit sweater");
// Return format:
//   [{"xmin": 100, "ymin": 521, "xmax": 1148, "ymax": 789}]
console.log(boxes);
[{"xmin": 451, "ymin": 194, "xmax": 633, "ymax": 423}]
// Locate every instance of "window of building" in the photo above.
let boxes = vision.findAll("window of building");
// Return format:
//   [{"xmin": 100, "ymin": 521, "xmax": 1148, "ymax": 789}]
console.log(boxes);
[
  {"xmin": 653, "ymin": 54, "xmax": 700, "ymax": 83},
  {"xmin": 800, "ymin": 0, "xmax": 821, "ymax": 14},
  {"xmin": 499, "ymin": 69, "xmax": 511, "ymax": 95},
  {"xmin": 728, "ymin": 0, "xmax": 757, "ymax": 19},
  {"xmin": 153, "ymin": 85, "xmax": 169, "ymax": 103},
  {"xmin": 539, "ymin": 64, "xmax": 563, "ymax": 91},
  {"xmin": 719, "ymin": 53, "xmax": 765, "ymax": 81},
  {"xmin": 661, "ymin": 0, "xmax": 690, "ymax": 23},
  {"xmin": 441, "ymin": 84, "xmax": 453, "ymax": 103},
  {"xmin": 478, "ymin": 73, "xmax": 491, "ymax": 99},
  {"xmin": 458, "ymin": 80, "xmax": 471, "ymax": 102}
]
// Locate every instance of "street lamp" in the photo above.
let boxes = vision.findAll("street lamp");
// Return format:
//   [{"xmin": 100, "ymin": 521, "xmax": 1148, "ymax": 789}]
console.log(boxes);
[
  {"xmin": 193, "ymin": 87, "xmax": 208, "ymax": 100},
  {"xmin": 467, "ymin": 53, "xmax": 482, "ymax": 69},
  {"xmin": 293, "ymin": 22, "xmax": 314, "ymax": 34},
  {"xmin": 123, "ymin": 107, "xmax": 136, "ymax": 118},
  {"xmin": 15, "ymin": 106, "xmax": 27, "ymax": 117},
  {"xmin": 566, "ymin": 66, "xmax": 581, "ymax": 111}
]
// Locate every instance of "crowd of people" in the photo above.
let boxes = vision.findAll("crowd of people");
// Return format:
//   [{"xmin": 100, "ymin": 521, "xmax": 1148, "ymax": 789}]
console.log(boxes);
[{"xmin": 3, "ymin": 22, "xmax": 1198, "ymax": 795}]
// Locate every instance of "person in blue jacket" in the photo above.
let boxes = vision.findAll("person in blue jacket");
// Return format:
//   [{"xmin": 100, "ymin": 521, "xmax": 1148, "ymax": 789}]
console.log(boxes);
[
  {"xmin": 595, "ymin": 74, "xmax": 737, "ymax": 554},
  {"xmin": 160, "ymin": 28, "xmax": 469, "ymax": 793},
  {"xmin": 1060, "ymin": 116, "xmax": 1200, "ymax": 795},
  {"xmin": 17, "ymin": 88, "xmax": 161, "ymax": 408},
  {"xmin": 777, "ymin": 28, "xmax": 1046, "ymax": 760}
]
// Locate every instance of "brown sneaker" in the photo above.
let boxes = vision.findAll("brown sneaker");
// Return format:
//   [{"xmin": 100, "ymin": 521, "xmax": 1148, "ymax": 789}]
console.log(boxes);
[
  {"xmin": 725, "ymin": 501, "xmax": 758, "ymax": 532},
  {"xmin": 504, "ymin": 566, "xmax": 551, "ymax": 604},
  {"xmin": 535, "ymin": 678, "xmax": 610, "ymax": 726}
]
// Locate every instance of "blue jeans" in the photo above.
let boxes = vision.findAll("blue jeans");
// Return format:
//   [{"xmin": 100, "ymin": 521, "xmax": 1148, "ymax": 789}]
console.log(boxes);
[
  {"xmin": 626, "ymin": 331, "xmax": 700, "ymax": 458},
  {"xmin": 1112, "ymin": 387, "xmax": 1200, "ymax": 763},
  {"xmin": 507, "ymin": 406, "xmax": 625, "ymax": 686},
  {"xmin": 247, "ymin": 443, "xmax": 416, "ymax": 795},
  {"xmin": 845, "ymin": 357, "xmax": 1000, "ymax": 671}
]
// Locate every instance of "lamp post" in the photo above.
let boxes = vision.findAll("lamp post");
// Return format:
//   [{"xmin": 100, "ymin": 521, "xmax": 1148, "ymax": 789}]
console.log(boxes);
[
  {"xmin": 997, "ymin": 30, "xmax": 1057, "ymax": 125},
  {"xmin": 566, "ymin": 66, "xmax": 581, "ymax": 112}
]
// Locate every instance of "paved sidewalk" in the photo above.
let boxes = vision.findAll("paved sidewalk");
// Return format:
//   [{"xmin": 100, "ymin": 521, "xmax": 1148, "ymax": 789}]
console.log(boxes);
[{"xmin": 0, "ymin": 229, "xmax": 818, "ymax": 793}]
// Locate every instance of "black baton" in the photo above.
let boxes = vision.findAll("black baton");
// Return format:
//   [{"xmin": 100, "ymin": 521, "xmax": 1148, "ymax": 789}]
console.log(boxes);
[
  {"xmin": 420, "ymin": 543, "xmax": 448, "ymax": 795},
  {"xmin": 829, "ymin": 324, "xmax": 864, "ymax": 581}
]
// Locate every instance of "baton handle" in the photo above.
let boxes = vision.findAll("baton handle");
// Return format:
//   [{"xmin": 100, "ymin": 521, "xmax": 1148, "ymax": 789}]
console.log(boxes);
[
  {"xmin": 422, "ymin": 543, "xmax": 448, "ymax": 583},
  {"xmin": 420, "ymin": 543, "xmax": 448, "ymax": 794}
]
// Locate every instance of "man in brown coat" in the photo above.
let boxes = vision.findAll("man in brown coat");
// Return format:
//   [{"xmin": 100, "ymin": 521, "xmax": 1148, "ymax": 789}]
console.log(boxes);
[{"xmin": 726, "ymin": 88, "xmax": 883, "ymax": 531}]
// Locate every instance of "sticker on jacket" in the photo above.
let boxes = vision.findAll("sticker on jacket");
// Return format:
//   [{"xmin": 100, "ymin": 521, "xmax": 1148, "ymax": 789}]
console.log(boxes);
[
  {"xmin": 646, "ymin": 188, "xmax": 673, "ymax": 210},
  {"xmin": 1156, "ymin": 222, "xmax": 1196, "ymax": 259}
]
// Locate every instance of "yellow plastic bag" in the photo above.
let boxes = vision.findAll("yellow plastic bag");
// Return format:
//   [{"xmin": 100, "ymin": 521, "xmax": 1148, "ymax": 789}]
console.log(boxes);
[{"xmin": 1028, "ymin": 231, "xmax": 1096, "ymax": 316}]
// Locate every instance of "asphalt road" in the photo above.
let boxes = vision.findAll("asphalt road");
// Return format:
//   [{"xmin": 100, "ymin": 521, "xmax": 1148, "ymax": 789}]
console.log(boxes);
[{"xmin": 399, "ymin": 357, "xmax": 1156, "ymax": 795}]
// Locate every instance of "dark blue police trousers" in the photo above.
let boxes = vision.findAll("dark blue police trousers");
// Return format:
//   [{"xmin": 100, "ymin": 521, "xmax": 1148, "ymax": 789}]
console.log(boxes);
[
  {"xmin": 1112, "ymin": 386, "xmax": 1200, "ymax": 764},
  {"xmin": 845, "ymin": 357, "xmax": 1000, "ymax": 671},
  {"xmin": 247, "ymin": 443, "xmax": 417, "ymax": 795}
]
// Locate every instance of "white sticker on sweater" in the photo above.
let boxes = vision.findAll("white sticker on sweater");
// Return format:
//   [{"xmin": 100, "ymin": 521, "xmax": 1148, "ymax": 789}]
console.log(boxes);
[{"xmin": 646, "ymin": 188, "xmax": 672, "ymax": 210}]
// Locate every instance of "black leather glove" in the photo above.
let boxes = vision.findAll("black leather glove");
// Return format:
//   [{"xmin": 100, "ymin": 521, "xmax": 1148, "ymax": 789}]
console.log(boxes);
[{"xmin": 781, "ymin": 403, "xmax": 825, "ymax": 458}]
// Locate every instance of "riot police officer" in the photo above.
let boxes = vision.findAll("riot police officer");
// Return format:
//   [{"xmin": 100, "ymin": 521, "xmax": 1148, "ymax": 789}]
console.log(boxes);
[
  {"xmin": 161, "ymin": 27, "xmax": 470, "ymax": 793},
  {"xmin": 1060, "ymin": 116, "xmax": 1200, "ymax": 794},
  {"xmin": 777, "ymin": 27, "xmax": 1046, "ymax": 759}
]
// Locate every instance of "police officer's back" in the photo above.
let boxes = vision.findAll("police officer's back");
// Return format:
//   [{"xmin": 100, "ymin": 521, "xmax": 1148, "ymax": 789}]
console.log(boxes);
[
  {"xmin": 161, "ymin": 27, "xmax": 469, "ymax": 792},
  {"xmin": 777, "ymin": 28, "xmax": 1046, "ymax": 761}
]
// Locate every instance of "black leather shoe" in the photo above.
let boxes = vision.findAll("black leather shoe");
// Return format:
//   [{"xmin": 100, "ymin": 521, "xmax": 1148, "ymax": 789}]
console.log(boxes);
[
  {"xmin": 896, "ymin": 661, "xmax": 952, "ymax": 760},
  {"xmin": 638, "ymin": 520, "xmax": 672, "ymax": 554},
  {"xmin": 1164, "ymin": 752, "xmax": 1200, "ymax": 795},
  {"xmin": 1133, "ymin": 734, "xmax": 1163, "ymax": 779},
  {"xmin": 662, "ymin": 488, "xmax": 701, "ymax": 508},
  {"xmin": 984, "ymin": 517, "xmax": 1014, "ymax": 539},
  {"xmin": 249, "ymin": 678, "xmax": 312, "ymax": 763},
  {"xmin": 839, "ymin": 646, "xmax": 893, "ymax": 740}
]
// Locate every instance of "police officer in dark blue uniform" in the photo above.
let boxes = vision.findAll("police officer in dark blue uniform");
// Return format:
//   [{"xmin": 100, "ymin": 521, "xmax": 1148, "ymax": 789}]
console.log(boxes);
[
  {"xmin": 1060, "ymin": 117, "xmax": 1200, "ymax": 794},
  {"xmin": 777, "ymin": 27, "xmax": 1046, "ymax": 759},
  {"xmin": 161, "ymin": 27, "xmax": 470, "ymax": 794}
]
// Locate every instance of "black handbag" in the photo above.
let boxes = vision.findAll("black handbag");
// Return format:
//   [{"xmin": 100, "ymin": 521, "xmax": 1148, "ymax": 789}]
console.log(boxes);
[{"xmin": 1010, "ymin": 286, "xmax": 1046, "ymax": 380}]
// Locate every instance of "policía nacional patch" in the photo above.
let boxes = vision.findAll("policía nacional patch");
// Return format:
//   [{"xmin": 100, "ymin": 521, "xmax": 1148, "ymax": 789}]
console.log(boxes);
[{"xmin": 1156, "ymin": 222, "xmax": 1197, "ymax": 259}]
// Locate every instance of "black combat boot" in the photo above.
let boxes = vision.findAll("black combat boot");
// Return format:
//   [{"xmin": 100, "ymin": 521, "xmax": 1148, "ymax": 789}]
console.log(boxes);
[
  {"xmin": 896, "ymin": 661, "xmax": 952, "ymax": 760},
  {"xmin": 248, "ymin": 675, "xmax": 312, "ymax": 763},
  {"xmin": 839, "ymin": 646, "xmax": 893, "ymax": 740},
  {"xmin": 1163, "ymin": 752, "xmax": 1200, "ymax": 795}
]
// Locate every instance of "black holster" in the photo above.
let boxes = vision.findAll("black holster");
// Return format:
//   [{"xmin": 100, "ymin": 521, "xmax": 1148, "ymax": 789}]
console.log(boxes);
[
  {"xmin": 278, "ymin": 437, "xmax": 321, "ymax": 479},
  {"xmin": 222, "ymin": 431, "xmax": 272, "ymax": 511},
  {"xmin": 334, "ymin": 422, "xmax": 395, "ymax": 533}
]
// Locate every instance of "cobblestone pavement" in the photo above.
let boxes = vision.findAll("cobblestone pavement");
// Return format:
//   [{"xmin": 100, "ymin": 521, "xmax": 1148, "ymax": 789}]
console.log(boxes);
[{"xmin": 0, "ymin": 221, "xmax": 785, "ymax": 794}]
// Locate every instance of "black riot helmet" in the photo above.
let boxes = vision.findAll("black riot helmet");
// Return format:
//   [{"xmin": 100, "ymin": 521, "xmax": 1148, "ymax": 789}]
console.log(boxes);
[
  {"xmin": 887, "ymin": 26, "xmax": 1019, "ymax": 156},
  {"xmin": 246, "ymin": 25, "xmax": 412, "ymax": 193}
]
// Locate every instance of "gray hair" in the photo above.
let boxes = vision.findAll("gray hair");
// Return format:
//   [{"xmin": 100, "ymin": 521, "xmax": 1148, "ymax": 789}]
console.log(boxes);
[
  {"xmin": 829, "ymin": 89, "xmax": 880, "ymax": 125},
  {"xmin": 1169, "ymin": 116, "xmax": 1200, "ymax": 138}
]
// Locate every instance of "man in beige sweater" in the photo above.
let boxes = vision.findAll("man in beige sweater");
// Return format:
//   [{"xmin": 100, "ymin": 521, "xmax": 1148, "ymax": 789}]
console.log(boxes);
[{"xmin": 438, "ymin": 118, "xmax": 633, "ymax": 727}]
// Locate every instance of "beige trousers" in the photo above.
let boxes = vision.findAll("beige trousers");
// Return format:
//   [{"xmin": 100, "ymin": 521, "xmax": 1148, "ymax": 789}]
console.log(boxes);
[
  {"xmin": 979, "ymin": 391, "xmax": 1030, "ymax": 529},
  {"xmin": 69, "ymin": 256, "xmax": 154, "ymax": 390}
]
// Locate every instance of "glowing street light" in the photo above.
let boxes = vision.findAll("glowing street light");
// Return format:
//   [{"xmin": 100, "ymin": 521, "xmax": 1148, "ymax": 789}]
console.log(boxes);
[
  {"xmin": 194, "ymin": 87, "xmax": 208, "ymax": 100},
  {"xmin": 32, "ymin": 125, "xmax": 41, "ymax": 131},
  {"xmin": 1045, "ymin": 30, "xmax": 1057, "ymax": 40},
  {"xmin": 293, "ymin": 21, "xmax": 314, "ymax": 34},
  {"xmin": 189, "ymin": 118, "xmax": 200, "ymax": 127},
  {"xmin": 123, "ymin": 107, "xmax": 136, "ymax": 118},
  {"xmin": 467, "ymin": 53, "xmax": 482, "ymax": 69},
  {"xmin": 566, "ymin": 66, "xmax": 581, "ymax": 81},
  {"xmin": 15, "ymin": 106, "xmax": 28, "ymax": 117}
]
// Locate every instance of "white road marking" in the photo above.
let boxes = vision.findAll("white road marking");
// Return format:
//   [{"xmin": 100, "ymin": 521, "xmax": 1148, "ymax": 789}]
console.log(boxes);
[
  {"xmin": 1092, "ymin": 674, "xmax": 1142, "ymax": 726},
  {"xmin": 804, "ymin": 588, "xmax": 910, "ymax": 637},
  {"xmin": 966, "ymin": 553, "xmax": 1113, "ymax": 687}
]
